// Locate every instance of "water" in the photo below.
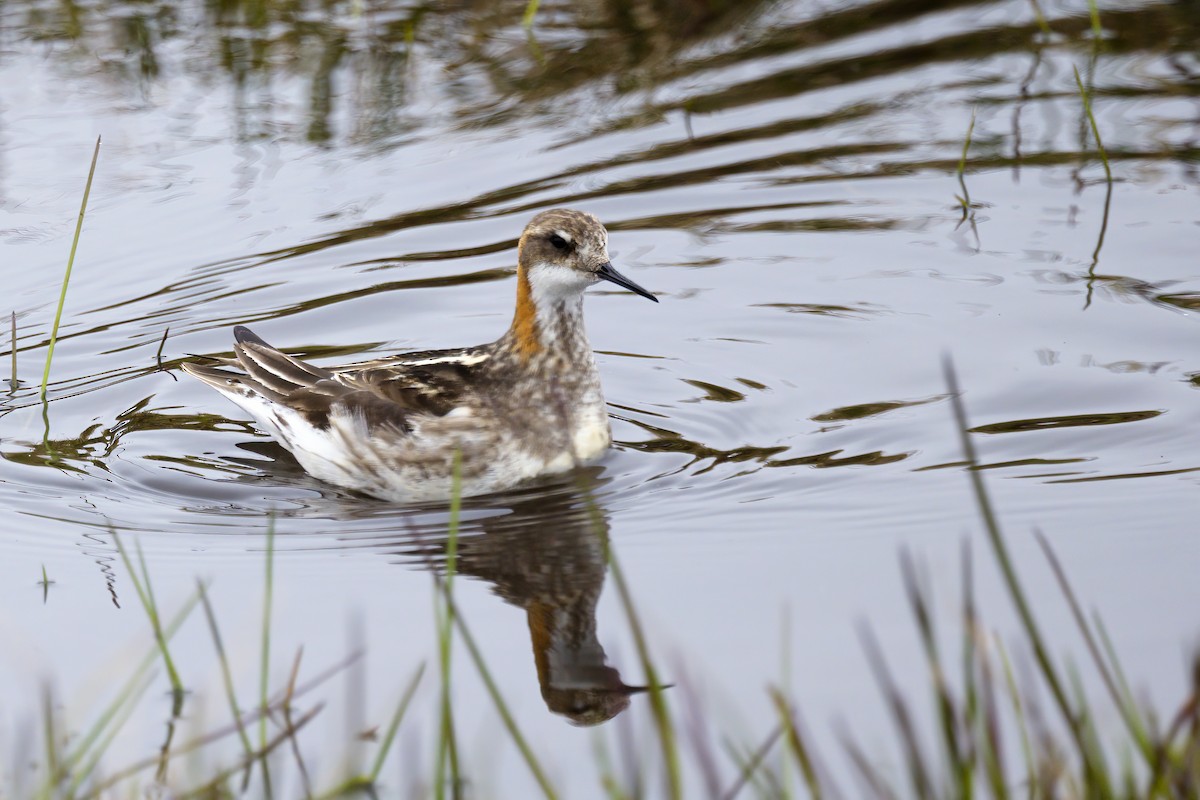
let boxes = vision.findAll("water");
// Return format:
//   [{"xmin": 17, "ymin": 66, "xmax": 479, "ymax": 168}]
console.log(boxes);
[{"xmin": 1, "ymin": 0, "xmax": 1198, "ymax": 795}]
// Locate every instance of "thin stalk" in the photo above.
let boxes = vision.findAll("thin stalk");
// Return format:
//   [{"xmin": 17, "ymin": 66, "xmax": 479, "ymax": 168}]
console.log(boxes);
[
  {"xmin": 112, "ymin": 533, "xmax": 185, "ymax": 709},
  {"xmin": 260, "ymin": 513, "xmax": 276, "ymax": 751},
  {"xmin": 1027, "ymin": 0, "xmax": 1052, "ymax": 35},
  {"xmin": 901, "ymin": 552, "xmax": 971, "ymax": 799},
  {"xmin": 71, "ymin": 668, "xmax": 158, "ymax": 795},
  {"xmin": 368, "ymin": 663, "xmax": 426, "ymax": 783},
  {"xmin": 956, "ymin": 107, "xmax": 977, "ymax": 208},
  {"xmin": 1036, "ymin": 532, "xmax": 1153, "ymax": 764},
  {"xmin": 1073, "ymin": 66, "xmax": 1112, "ymax": 182},
  {"xmin": 769, "ymin": 689, "xmax": 823, "ymax": 800},
  {"xmin": 943, "ymin": 356, "xmax": 1113, "ymax": 797},
  {"xmin": 1087, "ymin": 0, "xmax": 1102, "ymax": 38},
  {"xmin": 197, "ymin": 579, "xmax": 255, "ymax": 759},
  {"xmin": 280, "ymin": 648, "xmax": 313, "ymax": 799},
  {"xmin": 995, "ymin": 639, "xmax": 1038, "ymax": 796},
  {"xmin": 41, "ymin": 135, "xmax": 100, "ymax": 400},
  {"xmin": 438, "ymin": 585, "xmax": 558, "ymax": 799},
  {"xmin": 39, "ymin": 563, "xmax": 53, "ymax": 604},
  {"xmin": 522, "ymin": 0, "xmax": 540, "ymax": 29},
  {"xmin": 720, "ymin": 725, "xmax": 784, "ymax": 800},
  {"xmin": 435, "ymin": 451, "xmax": 461, "ymax": 799},
  {"xmin": 156, "ymin": 327, "xmax": 170, "ymax": 367},
  {"xmin": 10, "ymin": 311, "xmax": 16, "ymax": 390},
  {"xmin": 64, "ymin": 589, "xmax": 202, "ymax": 795},
  {"xmin": 41, "ymin": 684, "xmax": 59, "ymax": 796},
  {"xmin": 92, "ymin": 703, "xmax": 324, "ymax": 799},
  {"xmin": 586, "ymin": 499, "xmax": 681, "ymax": 800}
]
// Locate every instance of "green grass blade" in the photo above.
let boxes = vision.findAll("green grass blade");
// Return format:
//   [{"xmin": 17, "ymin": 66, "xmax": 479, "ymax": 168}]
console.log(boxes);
[
  {"xmin": 368, "ymin": 662, "xmax": 426, "ymax": 783},
  {"xmin": 1027, "ymin": 0, "xmax": 1052, "ymax": 35},
  {"xmin": 1035, "ymin": 532, "xmax": 1153, "ymax": 764},
  {"xmin": 40, "ymin": 684, "xmax": 59, "ymax": 795},
  {"xmin": 1087, "ymin": 0, "xmax": 1102, "ymax": 38},
  {"xmin": 64, "ymin": 588, "xmax": 202, "ymax": 795},
  {"xmin": 769, "ymin": 689, "xmax": 823, "ymax": 800},
  {"xmin": 719, "ymin": 725, "xmax": 784, "ymax": 800},
  {"xmin": 9, "ymin": 311, "xmax": 16, "ymax": 391},
  {"xmin": 435, "ymin": 451, "xmax": 461, "ymax": 799},
  {"xmin": 41, "ymin": 135, "xmax": 100, "ymax": 400},
  {"xmin": 439, "ymin": 587, "xmax": 558, "ymax": 798},
  {"xmin": 522, "ymin": 0, "xmax": 540, "ymax": 29},
  {"xmin": 943, "ymin": 356, "xmax": 1113, "ymax": 797},
  {"xmin": 113, "ymin": 533, "xmax": 185, "ymax": 709},
  {"xmin": 585, "ymin": 496, "xmax": 681, "ymax": 800},
  {"xmin": 260, "ymin": 513, "xmax": 276, "ymax": 751},
  {"xmin": 70, "ymin": 667, "xmax": 159, "ymax": 795},
  {"xmin": 1073, "ymin": 66, "xmax": 1112, "ymax": 183},
  {"xmin": 198, "ymin": 579, "xmax": 255, "ymax": 759}
]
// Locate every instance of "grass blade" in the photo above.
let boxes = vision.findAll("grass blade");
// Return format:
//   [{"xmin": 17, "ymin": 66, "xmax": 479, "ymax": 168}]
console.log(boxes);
[
  {"xmin": 435, "ymin": 451, "xmax": 461, "ymax": 799},
  {"xmin": 369, "ymin": 662, "xmax": 426, "ymax": 783},
  {"xmin": 41, "ymin": 135, "xmax": 100, "ymax": 400},
  {"xmin": 1073, "ymin": 66, "xmax": 1112, "ymax": 183},
  {"xmin": 9, "ymin": 311, "xmax": 16, "ymax": 391},
  {"xmin": 439, "ymin": 583, "xmax": 558, "ymax": 798},
  {"xmin": 769, "ymin": 688, "xmax": 824, "ymax": 800},
  {"xmin": 197, "ymin": 579, "xmax": 255, "ymax": 760},
  {"xmin": 585, "ymin": 493, "xmax": 681, "ymax": 800},
  {"xmin": 1087, "ymin": 0, "xmax": 1102, "ymax": 38},
  {"xmin": 260, "ymin": 513, "xmax": 276, "ymax": 751},
  {"xmin": 942, "ymin": 356, "xmax": 1113, "ymax": 797},
  {"xmin": 112, "ymin": 532, "xmax": 185, "ymax": 710},
  {"xmin": 522, "ymin": 0, "xmax": 540, "ymax": 29}
]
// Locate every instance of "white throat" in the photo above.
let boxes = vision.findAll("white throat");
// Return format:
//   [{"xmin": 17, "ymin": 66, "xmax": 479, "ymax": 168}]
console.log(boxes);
[{"xmin": 529, "ymin": 262, "xmax": 591, "ymax": 326}]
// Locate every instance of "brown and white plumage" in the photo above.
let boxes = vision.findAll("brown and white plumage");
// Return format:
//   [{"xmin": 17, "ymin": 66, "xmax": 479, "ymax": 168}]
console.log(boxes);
[{"xmin": 182, "ymin": 209, "xmax": 658, "ymax": 501}]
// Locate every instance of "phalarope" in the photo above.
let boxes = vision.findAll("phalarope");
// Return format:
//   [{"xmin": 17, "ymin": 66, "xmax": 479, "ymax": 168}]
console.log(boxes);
[{"xmin": 182, "ymin": 209, "xmax": 658, "ymax": 501}]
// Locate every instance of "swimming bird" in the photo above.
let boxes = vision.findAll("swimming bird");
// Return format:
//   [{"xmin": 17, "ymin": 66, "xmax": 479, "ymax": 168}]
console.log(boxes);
[{"xmin": 181, "ymin": 209, "xmax": 658, "ymax": 502}]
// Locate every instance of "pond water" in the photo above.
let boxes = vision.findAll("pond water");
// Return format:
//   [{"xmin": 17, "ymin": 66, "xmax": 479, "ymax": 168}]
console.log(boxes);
[{"xmin": 1, "ymin": 0, "xmax": 1198, "ymax": 795}]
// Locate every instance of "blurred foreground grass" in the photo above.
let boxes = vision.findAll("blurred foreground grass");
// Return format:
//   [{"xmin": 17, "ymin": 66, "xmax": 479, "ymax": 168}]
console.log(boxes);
[{"xmin": 11, "ymin": 361, "xmax": 1197, "ymax": 799}]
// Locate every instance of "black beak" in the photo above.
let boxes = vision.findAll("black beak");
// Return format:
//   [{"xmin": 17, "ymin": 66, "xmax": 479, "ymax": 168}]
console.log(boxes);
[{"xmin": 596, "ymin": 262, "xmax": 659, "ymax": 303}]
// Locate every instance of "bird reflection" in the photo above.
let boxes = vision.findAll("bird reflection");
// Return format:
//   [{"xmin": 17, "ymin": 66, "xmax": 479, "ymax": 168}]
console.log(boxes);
[
  {"xmin": 220, "ymin": 442, "xmax": 658, "ymax": 725},
  {"xmin": 389, "ymin": 473, "xmax": 653, "ymax": 726}
]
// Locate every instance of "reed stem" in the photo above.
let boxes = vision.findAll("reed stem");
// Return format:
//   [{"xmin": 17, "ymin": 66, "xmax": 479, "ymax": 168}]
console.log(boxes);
[{"xmin": 41, "ymin": 136, "xmax": 100, "ymax": 400}]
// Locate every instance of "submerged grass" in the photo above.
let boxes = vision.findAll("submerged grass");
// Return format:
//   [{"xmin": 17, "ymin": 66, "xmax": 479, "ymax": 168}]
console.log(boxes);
[{"xmin": 41, "ymin": 136, "xmax": 100, "ymax": 401}]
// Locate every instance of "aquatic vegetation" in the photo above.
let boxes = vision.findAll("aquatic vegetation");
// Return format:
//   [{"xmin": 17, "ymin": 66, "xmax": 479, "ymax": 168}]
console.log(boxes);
[{"xmin": 41, "ymin": 137, "xmax": 100, "ymax": 402}]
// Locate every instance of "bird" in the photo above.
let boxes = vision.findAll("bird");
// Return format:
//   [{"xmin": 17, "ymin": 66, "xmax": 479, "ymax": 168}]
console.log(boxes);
[{"xmin": 181, "ymin": 208, "xmax": 658, "ymax": 502}]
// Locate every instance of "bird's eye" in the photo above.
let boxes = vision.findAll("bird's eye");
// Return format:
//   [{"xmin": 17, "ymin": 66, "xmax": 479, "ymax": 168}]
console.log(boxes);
[{"xmin": 548, "ymin": 233, "xmax": 570, "ymax": 251}]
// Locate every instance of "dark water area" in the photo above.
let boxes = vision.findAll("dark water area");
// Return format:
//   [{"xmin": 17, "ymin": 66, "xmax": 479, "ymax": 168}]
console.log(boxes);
[{"xmin": 1, "ymin": 0, "xmax": 1198, "ymax": 795}]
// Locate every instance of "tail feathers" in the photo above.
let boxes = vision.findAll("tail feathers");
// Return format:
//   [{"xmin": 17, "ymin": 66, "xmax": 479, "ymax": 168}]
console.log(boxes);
[
  {"xmin": 233, "ymin": 325, "xmax": 268, "ymax": 347},
  {"xmin": 183, "ymin": 326, "xmax": 337, "ymax": 403},
  {"xmin": 236, "ymin": 341, "xmax": 333, "ymax": 397}
]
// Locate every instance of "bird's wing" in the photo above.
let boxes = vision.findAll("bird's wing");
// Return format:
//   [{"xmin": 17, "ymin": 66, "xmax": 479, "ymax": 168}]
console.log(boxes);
[{"xmin": 182, "ymin": 326, "xmax": 486, "ymax": 433}]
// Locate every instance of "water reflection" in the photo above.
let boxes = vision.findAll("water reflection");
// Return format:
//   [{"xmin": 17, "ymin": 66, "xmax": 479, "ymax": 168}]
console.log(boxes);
[
  {"xmin": 384, "ymin": 474, "xmax": 653, "ymax": 726},
  {"xmin": 194, "ymin": 447, "xmax": 655, "ymax": 724}
]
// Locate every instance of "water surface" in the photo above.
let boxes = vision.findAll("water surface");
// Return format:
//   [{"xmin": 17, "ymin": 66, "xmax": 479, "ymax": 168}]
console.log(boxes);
[{"xmin": 1, "ymin": 0, "xmax": 1198, "ymax": 795}]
